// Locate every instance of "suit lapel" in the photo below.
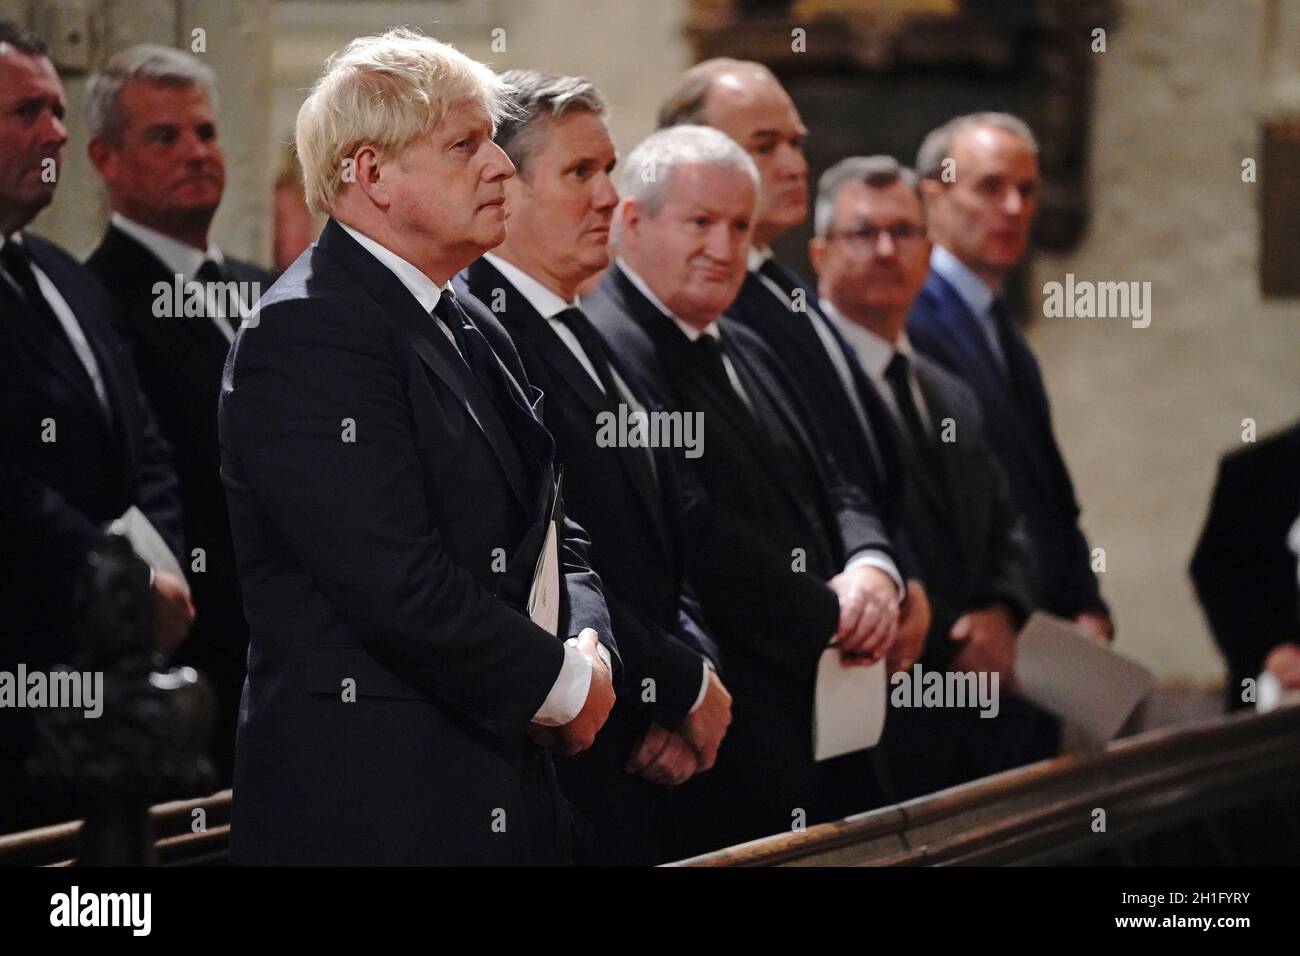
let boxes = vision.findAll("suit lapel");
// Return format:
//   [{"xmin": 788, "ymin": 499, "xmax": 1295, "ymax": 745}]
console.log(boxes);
[
  {"xmin": 927, "ymin": 275, "xmax": 1043, "ymax": 477},
  {"xmin": 721, "ymin": 325, "xmax": 837, "ymax": 526},
  {"xmin": 474, "ymin": 259, "xmax": 675, "ymax": 564},
  {"xmin": 98, "ymin": 226, "xmax": 232, "ymax": 352},
  {"xmin": 912, "ymin": 367, "xmax": 980, "ymax": 563},
  {"xmin": 11, "ymin": 239, "xmax": 115, "ymax": 431},
  {"xmin": 318, "ymin": 221, "xmax": 535, "ymax": 511}
]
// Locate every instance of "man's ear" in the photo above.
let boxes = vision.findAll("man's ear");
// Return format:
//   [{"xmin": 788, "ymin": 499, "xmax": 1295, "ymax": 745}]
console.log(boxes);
[
  {"xmin": 808, "ymin": 235, "xmax": 826, "ymax": 278},
  {"xmin": 86, "ymin": 136, "xmax": 114, "ymax": 179},
  {"xmin": 351, "ymin": 145, "xmax": 389, "ymax": 209},
  {"xmin": 619, "ymin": 197, "xmax": 641, "ymax": 239}
]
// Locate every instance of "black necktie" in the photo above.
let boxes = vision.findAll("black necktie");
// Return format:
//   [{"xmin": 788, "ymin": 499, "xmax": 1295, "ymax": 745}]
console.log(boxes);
[
  {"xmin": 989, "ymin": 297, "xmax": 1023, "ymax": 393},
  {"xmin": 1, "ymin": 240, "xmax": 47, "ymax": 309},
  {"xmin": 884, "ymin": 352, "xmax": 939, "ymax": 473},
  {"xmin": 195, "ymin": 258, "xmax": 239, "ymax": 335},
  {"xmin": 433, "ymin": 290, "xmax": 552, "ymax": 471},
  {"xmin": 692, "ymin": 334, "xmax": 745, "ymax": 408},
  {"xmin": 551, "ymin": 306, "xmax": 621, "ymax": 400}
]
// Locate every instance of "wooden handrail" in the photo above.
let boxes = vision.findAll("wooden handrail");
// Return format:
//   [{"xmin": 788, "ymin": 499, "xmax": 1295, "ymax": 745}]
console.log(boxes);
[
  {"xmin": 0, "ymin": 789, "xmax": 231, "ymax": 867},
  {"xmin": 667, "ymin": 704, "xmax": 1300, "ymax": 866},
  {"xmin": 3, "ymin": 705, "xmax": 1299, "ymax": 866}
]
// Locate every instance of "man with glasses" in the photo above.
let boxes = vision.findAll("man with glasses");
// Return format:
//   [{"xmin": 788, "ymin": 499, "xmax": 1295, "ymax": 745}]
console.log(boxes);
[{"xmin": 810, "ymin": 155, "xmax": 1040, "ymax": 796}]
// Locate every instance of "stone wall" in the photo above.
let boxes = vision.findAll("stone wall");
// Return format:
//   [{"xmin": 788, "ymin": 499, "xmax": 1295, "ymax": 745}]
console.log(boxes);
[{"xmin": 1029, "ymin": 0, "xmax": 1300, "ymax": 689}]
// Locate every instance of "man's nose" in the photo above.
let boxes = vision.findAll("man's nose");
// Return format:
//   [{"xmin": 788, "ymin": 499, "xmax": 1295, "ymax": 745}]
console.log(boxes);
[
  {"xmin": 41, "ymin": 111, "xmax": 68, "ymax": 150},
  {"xmin": 592, "ymin": 172, "xmax": 619, "ymax": 212},
  {"xmin": 776, "ymin": 141, "xmax": 808, "ymax": 180},
  {"xmin": 874, "ymin": 230, "xmax": 898, "ymax": 258},
  {"xmin": 1003, "ymin": 187, "xmax": 1026, "ymax": 216},
  {"xmin": 182, "ymin": 130, "xmax": 216, "ymax": 164},
  {"xmin": 705, "ymin": 223, "xmax": 737, "ymax": 261},
  {"xmin": 483, "ymin": 140, "xmax": 515, "ymax": 182}
]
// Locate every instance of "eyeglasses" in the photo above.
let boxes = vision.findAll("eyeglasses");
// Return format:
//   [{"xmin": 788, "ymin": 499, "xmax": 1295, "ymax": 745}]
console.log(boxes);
[{"xmin": 826, "ymin": 222, "xmax": 926, "ymax": 249}]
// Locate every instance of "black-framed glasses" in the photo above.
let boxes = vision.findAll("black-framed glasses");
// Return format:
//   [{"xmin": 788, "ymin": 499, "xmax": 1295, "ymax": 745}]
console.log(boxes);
[{"xmin": 826, "ymin": 222, "xmax": 926, "ymax": 248}]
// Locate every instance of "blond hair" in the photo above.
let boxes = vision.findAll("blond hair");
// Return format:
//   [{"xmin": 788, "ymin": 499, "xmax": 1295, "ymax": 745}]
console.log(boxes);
[{"xmin": 295, "ymin": 27, "xmax": 512, "ymax": 214}]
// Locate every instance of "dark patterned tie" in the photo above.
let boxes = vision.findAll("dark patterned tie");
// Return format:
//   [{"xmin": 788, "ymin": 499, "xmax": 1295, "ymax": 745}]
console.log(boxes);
[
  {"xmin": 432, "ymin": 289, "xmax": 552, "ymax": 471},
  {"xmin": 551, "ymin": 306, "xmax": 621, "ymax": 399},
  {"xmin": 884, "ymin": 351, "xmax": 940, "ymax": 475}
]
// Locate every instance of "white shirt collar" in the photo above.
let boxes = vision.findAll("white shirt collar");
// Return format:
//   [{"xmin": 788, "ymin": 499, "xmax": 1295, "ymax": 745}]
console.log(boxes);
[
  {"xmin": 820, "ymin": 297, "xmax": 915, "ymax": 379},
  {"xmin": 930, "ymin": 244, "xmax": 996, "ymax": 320},
  {"xmin": 613, "ymin": 257, "xmax": 721, "ymax": 342},
  {"xmin": 747, "ymin": 245, "xmax": 773, "ymax": 273},
  {"xmin": 482, "ymin": 252, "xmax": 577, "ymax": 319},
  {"xmin": 112, "ymin": 212, "xmax": 223, "ymax": 278},
  {"xmin": 339, "ymin": 221, "xmax": 450, "ymax": 313}
]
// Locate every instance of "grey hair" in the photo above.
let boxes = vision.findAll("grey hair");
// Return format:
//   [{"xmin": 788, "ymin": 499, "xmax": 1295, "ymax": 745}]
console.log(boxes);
[
  {"xmin": 494, "ymin": 69, "xmax": 607, "ymax": 178},
  {"xmin": 86, "ymin": 44, "xmax": 217, "ymax": 144},
  {"xmin": 614, "ymin": 124, "xmax": 759, "ymax": 244},
  {"xmin": 814, "ymin": 155, "xmax": 920, "ymax": 237},
  {"xmin": 915, "ymin": 112, "xmax": 1037, "ymax": 181}
]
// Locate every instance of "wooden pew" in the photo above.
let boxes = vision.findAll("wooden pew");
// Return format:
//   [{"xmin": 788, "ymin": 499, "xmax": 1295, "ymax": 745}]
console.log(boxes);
[
  {"xmin": 669, "ymin": 704, "xmax": 1300, "ymax": 866},
  {"xmin": 2, "ymin": 705, "xmax": 1297, "ymax": 866}
]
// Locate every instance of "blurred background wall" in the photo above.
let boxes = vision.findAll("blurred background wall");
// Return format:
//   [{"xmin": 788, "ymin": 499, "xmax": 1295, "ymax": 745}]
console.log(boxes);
[{"xmin": 7, "ymin": 0, "xmax": 1297, "ymax": 697}]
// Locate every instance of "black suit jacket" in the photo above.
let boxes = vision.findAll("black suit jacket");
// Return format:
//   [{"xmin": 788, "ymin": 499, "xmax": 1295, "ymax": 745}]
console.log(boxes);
[
  {"xmin": 885, "ymin": 352, "xmax": 1034, "ymax": 669},
  {"xmin": 459, "ymin": 257, "xmax": 717, "ymax": 863},
  {"xmin": 219, "ymin": 219, "xmax": 613, "ymax": 864},
  {"xmin": 585, "ymin": 263, "xmax": 896, "ymax": 853},
  {"xmin": 0, "ymin": 231, "xmax": 183, "ymax": 832},
  {"xmin": 726, "ymin": 260, "xmax": 905, "ymax": 540},
  {"xmin": 86, "ymin": 224, "xmax": 272, "ymax": 784},
  {"xmin": 908, "ymin": 270, "xmax": 1107, "ymax": 619},
  {"xmin": 1190, "ymin": 421, "xmax": 1300, "ymax": 708}
]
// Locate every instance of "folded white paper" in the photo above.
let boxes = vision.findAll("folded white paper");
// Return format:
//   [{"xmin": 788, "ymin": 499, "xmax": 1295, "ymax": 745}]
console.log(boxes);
[
  {"xmin": 813, "ymin": 648, "xmax": 887, "ymax": 761},
  {"xmin": 110, "ymin": 506, "xmax": 189, "ymax": 595},
  {"xmin": 526, "ymin": 517, "xmax": 560, "ymax": 638},
  {"xmin": 1016, "ymin": 611, "xmax": 1154, "ymax": 743}
]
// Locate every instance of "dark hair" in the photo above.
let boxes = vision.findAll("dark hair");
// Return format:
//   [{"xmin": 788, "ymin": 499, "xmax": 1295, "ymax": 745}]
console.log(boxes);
[
  {"xmin": 0, "ymin": 21, "xmax": 47, "ymax": 57},
  {"xmin": 494, "ymin": 69, "xmax": 607, "ymax": 179}
]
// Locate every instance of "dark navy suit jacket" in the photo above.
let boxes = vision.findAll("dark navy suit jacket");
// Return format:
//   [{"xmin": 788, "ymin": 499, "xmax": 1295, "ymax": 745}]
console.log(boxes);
[
  {"xmin": 220, "ymin": 219, "xmax": 613, "ymax": 864},
  {"xmin": 908, "ymin": 270, "xmax": 1107, "ymax": 619}
]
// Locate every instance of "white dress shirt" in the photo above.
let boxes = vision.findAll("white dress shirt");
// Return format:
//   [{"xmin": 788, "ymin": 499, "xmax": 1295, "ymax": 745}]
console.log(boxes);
[
  {"xmin": 929, "ymin": 244, "xmax": 1007, "ymax": 373},
  {"xmin": 483, "ymin": 253, "xmax": 607, "ymax": 391},
  {"xmin": 614, "ymin": 257, "xmax": 753, "ymax": 409},
  {"xmin": 339, "ymin": 222, "xmax": 603, "ymax": 726},
  {"xmin": 821, "ymin": 299, "xmax": 932, "ymax": 433},
  {"xmin": 494, "ymin": 254, "xmax": 711, "ymax": 713},
  {"xmin": 112, "ymin": 213, "xmax": 247, "ymax": 343},
  {"xmin": 1, "ymin": 232, "xmax": 110, "ymax": 415}
]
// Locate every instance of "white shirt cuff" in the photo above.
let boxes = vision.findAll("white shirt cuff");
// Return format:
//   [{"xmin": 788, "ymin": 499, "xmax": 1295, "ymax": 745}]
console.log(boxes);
[
  {"xmin": 845, "ymin": 550, "xmax": 906, "ymax": 602},
  {"xmin": 688, "ymin": 659, "xmax": 713, "ymax": 714},
  {"xmin": 532, "ymin": 639, "xmax": 611, "ymax": 727}
]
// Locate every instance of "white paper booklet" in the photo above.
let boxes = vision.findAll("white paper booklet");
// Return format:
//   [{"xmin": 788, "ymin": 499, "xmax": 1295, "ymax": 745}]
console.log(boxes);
[
  {"xmin": 1016, "ymin": 611, "xmax": 1154, "ymax": 743},
  {"xmin": 812, "ymin": 648, "xmax": 887, "ymax": 761}
]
